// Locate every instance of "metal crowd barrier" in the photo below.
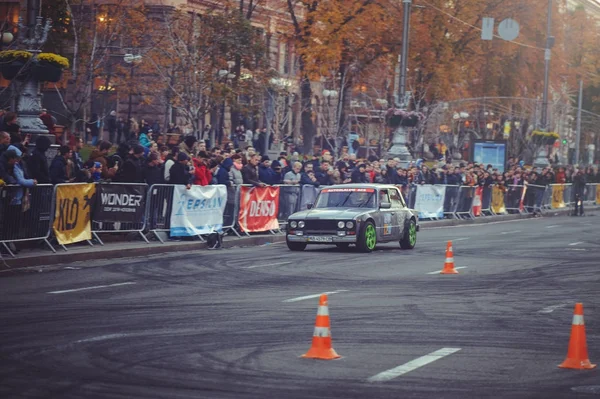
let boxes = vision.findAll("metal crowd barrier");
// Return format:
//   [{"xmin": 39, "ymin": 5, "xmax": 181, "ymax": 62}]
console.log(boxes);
[
  {"xmin": 92, "ymin": 182, "xmax": 149, "ymax": 245},
  {"xmin": 583, "ymin": 183, "xmax": 597, "ymax": 205},
  {"xmin": 455, "ymin": 186, "xmax": 476, "ymax": 219},
  {"xmin": 222, "ymin": 185, "xmax": 241, "ymax": 237},
  {"xmin": 504, "ymin": 185, "xmax": 525, "ymax": 214},
  {"xmin": 0, "ymin": 184, "xmax": 56, "ymax": 257},
  {"xmin": 480, "ymin": 186, "xmax": 493, "ymax": 216},
  {"xmin": 524, "ymin": 184, "xmax": 547, "ymax": 214},
  {"xmin": 276, "ymin": 185, "xmax": 302, "ymax": 229},
  {"xmin": 145, "ymin": 184, "xmax": 177, "ymax": 243},
  {"xmin": 5, "ymin": 180, "xmax": 600, "ymax": 257},
  {"xmin": 443, "ymin": 185, "xmax": 460, "ymax": 218}
]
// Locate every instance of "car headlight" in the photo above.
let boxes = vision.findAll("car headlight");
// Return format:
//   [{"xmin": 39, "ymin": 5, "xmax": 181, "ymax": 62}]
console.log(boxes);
[
  {"xmin": 298, "ymin": 221, "xmax": 305, "ymax": 228},
  {"xmin": 346, "ymin": 221, "xmax": 354, "ymax": 229},
  {"xmin": 337, "ymin": 221, "xmax": 345, "ymax": 229},
  {"xmin": 290, "ymin": 221, "xmax": 297, "ymax": 228}
]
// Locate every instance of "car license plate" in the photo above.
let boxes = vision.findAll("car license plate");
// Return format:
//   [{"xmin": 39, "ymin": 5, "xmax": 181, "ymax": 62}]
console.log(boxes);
[{"xmin": 308, "ymin": 236, "xmax": 333, "ymax": 243}]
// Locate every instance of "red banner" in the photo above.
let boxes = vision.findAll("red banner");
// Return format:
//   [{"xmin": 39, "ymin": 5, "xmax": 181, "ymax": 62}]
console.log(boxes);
[
  {"xmin": 238, "ymin": 186, "xmax": 280, "ymax": 232},
  {"xmin": 472, "ymin": 186, "xmax": 483, "ymax": 216}
]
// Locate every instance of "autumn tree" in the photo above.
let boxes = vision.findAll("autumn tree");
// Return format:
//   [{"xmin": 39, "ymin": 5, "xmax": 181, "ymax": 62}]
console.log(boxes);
[{"xmin": 146, "ymin": 6, "xmax": 268, "ymax": 139}]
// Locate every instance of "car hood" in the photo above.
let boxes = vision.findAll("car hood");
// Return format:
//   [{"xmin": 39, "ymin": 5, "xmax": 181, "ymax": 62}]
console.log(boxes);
[{"xmin": 290, "ymin": 208, "xmax": 371, "ymax": 220}]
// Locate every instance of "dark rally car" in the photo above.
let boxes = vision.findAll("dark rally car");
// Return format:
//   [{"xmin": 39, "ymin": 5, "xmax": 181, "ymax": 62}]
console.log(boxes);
[{"xmin": 286, "ymin": 184, "xmax": 419, "ymax": 253}]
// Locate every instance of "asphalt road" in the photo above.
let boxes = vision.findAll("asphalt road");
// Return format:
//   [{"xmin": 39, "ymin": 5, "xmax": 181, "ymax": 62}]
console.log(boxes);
[{"xmin": 1, "ymin": 214, "xmax": 599, "ymax": 399}]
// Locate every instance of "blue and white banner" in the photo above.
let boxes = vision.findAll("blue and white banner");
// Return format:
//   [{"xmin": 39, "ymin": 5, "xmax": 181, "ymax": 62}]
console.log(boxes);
[
  {"xmin": 414, "ymin": 185, "xmax": 446, "ymax": 219},
  {"xmin": 170, "ymin": 185, "xmax": 227, "ymax": 236}
]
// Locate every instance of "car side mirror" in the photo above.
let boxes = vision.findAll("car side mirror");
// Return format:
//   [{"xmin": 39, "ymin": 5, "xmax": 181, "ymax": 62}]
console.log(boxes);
[
  {"xmin": 380, "ymin": 202, "xmax": 392, "ymax": 209},
  {"xmin": 307, "ymin": 203, "xmax": 314, "ymax": 209}
]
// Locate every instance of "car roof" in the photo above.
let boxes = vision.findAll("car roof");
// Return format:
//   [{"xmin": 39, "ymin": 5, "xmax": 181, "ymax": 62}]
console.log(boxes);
[{"xmin": 325, "ymin": 184, "xmax": 400, "ymax": 190}]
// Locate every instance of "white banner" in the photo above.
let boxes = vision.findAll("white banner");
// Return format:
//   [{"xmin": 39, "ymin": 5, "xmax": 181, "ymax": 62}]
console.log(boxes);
[
  {"xmin": 414, "ymin": 185, "xmax": 446, "ymax": 219},
  {"xmin": 170, "ymin": 185, "xmax": 227, "ymax": 237}
]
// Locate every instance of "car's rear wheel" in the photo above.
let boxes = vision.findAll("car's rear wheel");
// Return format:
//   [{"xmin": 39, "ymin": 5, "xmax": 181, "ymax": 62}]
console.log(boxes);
[
  {"xmin": 400, "ymin": 219, "xmax": 417, "ymax": 249},
  {"xmin": 356, "ymin": 221, "xmax": 377, "ymax": 253},
  {"xmin": 335, "ymin": 243, "xmax": 350, "ymax": 250},
  {"xmin": 287, "ymin": 241, "xmax": 307, "ymax": 251}
]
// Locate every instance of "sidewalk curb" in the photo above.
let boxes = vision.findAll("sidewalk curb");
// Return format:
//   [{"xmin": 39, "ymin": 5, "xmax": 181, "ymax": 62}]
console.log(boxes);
[{"xmin": 2, "ymin": 205, "xmax": 595, "ymax": 270}]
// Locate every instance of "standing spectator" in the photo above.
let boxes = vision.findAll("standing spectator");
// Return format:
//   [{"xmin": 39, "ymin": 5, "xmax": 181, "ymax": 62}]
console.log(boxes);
[
  {"xmin": 179, "ymin": 135, "xmax": 197, "ymax": 158},
  {"xmin": 300, "ymin": 163, "xmax": 320, "ymax": 187},
  {"xmin": 26, "ymin": 135, "xmax": 52, "ymax": 184},
  {"xmin": 163, "ymin": 147, "xmax": 180, "ymax": 183},
  {"xmin": 229, "ymin": 154, "xmax": 244, "ymax": 185},
  {"xmin": 270, "ymin": 160, "xmax": 283, "ymax": 184},
  {"xmin": 70, "ymin": 137, "xmax": 86, "ymax": 182},
  {"xmin": 49, "ymin": 145, "xmax": 73, "ymax": 184},
  {"xmin": 351, "ymin": 163, "xmax": 369, "ymax": 183},
  {"xmin": 192, "ymin": 152, "xmax": 211, "ymax": 186},
  {"xmin": 214, "ymin": 157, "xmax": 233, "ymax": 186},
  {"xmin": 242, "ymin": 154, "xmax": 265, "ymax": 187},
  {"xmin": 87, "ymin": 113, "xmax": 100, "ymax": 145},
  {"xmin": 283, "ymin": 161, "xmax": 302, "ymax": 184},
  {"xmin": 572, "ymin": 168, "xmax": 586, "ymax": 216},
  {"xmin": 138, "ymin": 128, "xmax": 152, "ymax": 149},
  {"xmin": 169, "ymin": 153, "xmax": 193, "ymax": 188},
  {"xmin": 116, "ymin": 117, "xmax": 126, "ymax": 144},
  {"xmin": 144, "ymin": 152, "xmax": 164, "ymax": 186},
  {"xmin": 106, "ymin": 111, "xmax": 117, "ymax": 143},
  {"xmin": 39, "ymin": 109, "xmax": 55, "ymax": 135},
  {"xmin": 258, "ymin": 155, "xmax": 275, "ymax": 185},
  {"xmin": 3, "ymin": 112, "xmax": 20, "ymax": 140},
  {"xmin": 0, "ymin": 131, "xmax": 10, "ymax": 157},
  {"xmin": 127, "ymin": 118, "xmax": 139, "ymax": 141},
  {"xmin": 88, "ymin": 141, "xmax": 118, "ymax": 180},
  {"xmin": 118, "ymin": 144, "xmax": 145, "ymax": 183},
  {"xmin": 315, "ymin": 161, "xmax": 334, "ymax": 186}
]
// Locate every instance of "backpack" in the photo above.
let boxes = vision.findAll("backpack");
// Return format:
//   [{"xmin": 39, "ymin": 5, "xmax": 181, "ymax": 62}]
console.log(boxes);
[{"xmin": 206, "ymin": 232, "xmax": 222, "ymax": 250}]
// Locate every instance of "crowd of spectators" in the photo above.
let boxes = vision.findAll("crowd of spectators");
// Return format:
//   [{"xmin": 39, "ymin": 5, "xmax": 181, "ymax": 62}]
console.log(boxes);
[{"xmin": 0, "ymin": 107, "xmax": 598, "ymax": 196}]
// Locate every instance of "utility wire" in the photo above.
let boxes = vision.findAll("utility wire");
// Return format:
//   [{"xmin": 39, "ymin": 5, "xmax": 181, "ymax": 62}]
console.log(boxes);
[{"xmin": 416, "ymin": 0, "xmax": 546, "ymax": 51}]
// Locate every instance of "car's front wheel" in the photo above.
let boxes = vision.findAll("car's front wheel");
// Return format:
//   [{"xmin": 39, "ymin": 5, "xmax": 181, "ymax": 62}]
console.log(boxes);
[
  {"xmin": 287, "ymin": 240, "xmax": 307, "ymax": 251},
  {"xmin": 356, "ymin": 221, "xmax": 377, "ymax": 253},
  {"xmin": 400, "ymin": 219, "xmax": 417, "ymax": 249}
]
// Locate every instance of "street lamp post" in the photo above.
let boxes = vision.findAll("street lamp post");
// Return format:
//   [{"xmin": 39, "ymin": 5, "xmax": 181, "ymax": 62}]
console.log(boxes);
[
  {"xmin": 16, "ymin": 13, "xmax": 52, "ymax": 141},
  {"xmin": 124, "ymin": 53, "xmax": 142, "ymax": 124},
  {"xmin": 388, "ymin": 0, "xmax": 414, "ymax": 163}
]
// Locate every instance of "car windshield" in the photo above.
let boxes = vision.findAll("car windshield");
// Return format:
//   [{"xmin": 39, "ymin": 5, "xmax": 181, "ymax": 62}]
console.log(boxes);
[{"xmin": 315, "ymin": 188, "xmax": 376, "ymax": 209}]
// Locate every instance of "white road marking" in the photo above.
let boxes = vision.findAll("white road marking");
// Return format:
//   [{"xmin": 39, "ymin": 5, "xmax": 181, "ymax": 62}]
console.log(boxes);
[
  {"xmin": 568, "ymin": 248, "xmax": 587, "ymax": 251},
  {"xmin": 538, "ymin": 304, "xmax": 569, "ymax": 314},
  {"xmin": 568, "ymin": 242, "xmax": 584, "ymax": 246},
  {"xmin": 48, "ymin": 282, "xmax": 136, "ymax": 294},
  {"xmin": 76, "ymin": 333, "xmax": 129, "ymax": 343},
  {"xmin": 244, "ymin": 261, "xmax": 292, "ymax": 269},
  {"xmin": 368, "ymin": 348, "xmax": 462, "ymax": 382},
  {"xmin": 283, "ymin": 290, "xmax": 348, "ymax": 303},
  {"xmin": 501, "ymin": 230, "xmax": 521, "ymax": 235},
  {"xmin": 427, "ymin": 267, "xmax": 468, "ymax": 275},
  {"xmin": 545, "ymin": 225, "xmax": 560, "ymax": 229},
  {"xmin": 419, "ymin": 237, "xmax": 470, "ymax": 245}
]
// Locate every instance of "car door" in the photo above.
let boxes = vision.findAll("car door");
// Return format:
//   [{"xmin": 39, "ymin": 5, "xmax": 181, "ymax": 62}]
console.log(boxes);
[
  {"xmin": 390, "ymin": 188, "xmax": 409, "ymax": 239},
  {"xmin": 377, "ymin": 189, "xmax": 400, "ymax": 241}
]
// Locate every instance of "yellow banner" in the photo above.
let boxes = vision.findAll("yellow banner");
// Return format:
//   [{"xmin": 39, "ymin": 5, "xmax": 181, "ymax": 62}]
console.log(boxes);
[
  {"xmin": 596, "ymin": 184, "xmax": 600, "ymax": 205},
  {"xmin": 491, "ymin": 186, "xmax": 506, "ymax": 214},
  {"xmin": 551, "ymin": 184, "xmax": 566, "ymax": 209},
  {"xmin": 53, "ymin": 184, "xmax": 96, "ymax": 245}
]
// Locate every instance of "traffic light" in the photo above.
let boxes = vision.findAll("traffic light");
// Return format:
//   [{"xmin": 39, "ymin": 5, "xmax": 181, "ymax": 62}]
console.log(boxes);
[{"xmin": 562, "ymin": 139, "xmax": 567, "ymax": 145}]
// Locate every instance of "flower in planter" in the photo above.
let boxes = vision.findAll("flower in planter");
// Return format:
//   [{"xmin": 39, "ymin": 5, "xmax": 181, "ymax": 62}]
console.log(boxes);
[
  {"xmin": 385, "ymin": 108, "xmax": 425, "ymax": 128},
  {"xmin": 531, "ymin": 130, "xmax": 559, "ymax": 142},
  {"xmin": 0, "ymin": 50, "xmax": 33, "ymax": 62},
  {"xmin": 37, "ymin": 53, "xmax": 70, "ymax": 69}
]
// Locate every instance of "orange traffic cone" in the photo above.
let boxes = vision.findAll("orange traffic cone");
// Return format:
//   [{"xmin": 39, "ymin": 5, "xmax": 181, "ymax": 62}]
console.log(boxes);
[
  {"xmin": 559, "ymin": 303, "xmax": 596, "ymax": 369},
  {"xmin": 440, "ymin": 241, "xmax": 458, "ymax": 274},
  {"xmin": 302, "ymin": 294, "xmax": 341, "ymax": 360}
]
